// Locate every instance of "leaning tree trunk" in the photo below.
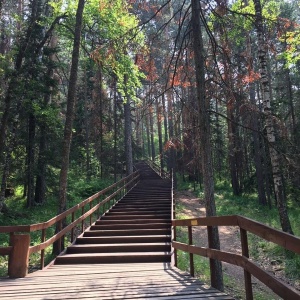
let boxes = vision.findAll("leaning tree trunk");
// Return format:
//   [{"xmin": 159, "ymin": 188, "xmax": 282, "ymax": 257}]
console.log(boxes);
[
  {"xmin": 53, "ymin": 0, "xmax": 85, "ymax": 255},
  {"xmin": 191, "ymin": 0, "xmax": 224, "ymax": 291},
  {"xmin": 254, "ymin": 0, "xmax": 293, "ymax": 234}
]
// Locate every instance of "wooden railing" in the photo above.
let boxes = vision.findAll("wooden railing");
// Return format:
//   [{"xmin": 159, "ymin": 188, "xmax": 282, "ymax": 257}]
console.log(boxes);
[
  {"xmin": 147, "ymin": 160, "xmax": 170, "ymax": 179},
  {"xmin": 0, "ymin": 171, "xmax": 140, "ymax": 278},
  {"xmin": 172, "ymin": 215, "xmax": 300, "ymax": 300}
]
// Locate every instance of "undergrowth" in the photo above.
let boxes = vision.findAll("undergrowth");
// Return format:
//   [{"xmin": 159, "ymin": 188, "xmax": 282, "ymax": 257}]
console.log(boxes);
[{"xmin": 0, "ymin": 174, "xmax": 113, "ymax": 277}]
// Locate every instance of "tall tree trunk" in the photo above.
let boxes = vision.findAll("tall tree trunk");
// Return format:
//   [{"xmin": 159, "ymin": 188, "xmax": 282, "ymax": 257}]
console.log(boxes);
[
  {"xmin": 191, "ymin": 0, "xmax": 224, "ymax": 291},
  {"xmin": 84, "ymin": 62, "xmax": 91, "ymax": 180},
  {"xmin": 124, "ymin": 75, "xmax": 133, "ymax": 175},
  {"xmin": 26, "ymin": 113, "xmax": 36, "ymax": 207},
  {"xmin": 156, "ymin": 98, "xmax": 164, "ymax": 171},
  {"xmin": 149, "ymin": 104, "xmax": 155, "ymax": 161},
  {"xmin": 98, "ymin": 67, "xmax": 104, "ymax": 178},
  {"xmin": 250, "ymin": 82, "xmax": 267, "ymax": 205},
  {"xmin": 34, "ymin": 123, "xmax": 47, "ymax": 204},
  {"xmin": 113, "ymin": 80, "xmax": 118, "ymax": 182},
  {"xmin": 124, "ymin": 98, "xmax": 133, "ymax": 175},
  {"xmin": 146, "ymin": 110, "xmax": 151, "ymax": 159},
  {"xmin": 162, "ymin": 93, "xmax": 168, "ymax": 144},
  {"xmin": 167, "ymin": 90, "xmax": 176, "ymax": 176},
  {"xmin": 53, "ymin": 0, "xmax": 85, "ymax": 254},
  {"xmin": 35, "ymin": 32, "xmax": 58, "ymax": 204},
  {"xmin": 254, "ymin": 0, "xmax": 293, "ymax": 234}
]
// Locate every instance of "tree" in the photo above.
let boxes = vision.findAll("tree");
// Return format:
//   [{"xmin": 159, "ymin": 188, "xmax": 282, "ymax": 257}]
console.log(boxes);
[
  {"xmin": 253, "ymin": 0, "xmax": 294, "ymax": 234},
  {"xmin": 191, "ymin": 0, "xmax": 224, "ymax": 291},
  {"xmin": 54, "ymin": 0, "xmax": 85, "ymax": 254}
]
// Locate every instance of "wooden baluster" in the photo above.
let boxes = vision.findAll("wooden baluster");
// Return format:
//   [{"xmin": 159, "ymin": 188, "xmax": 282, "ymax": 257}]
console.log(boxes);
[
  {"xmin": 240, "ymin": 228, "xmax": 253, "ymax": 300},
  {"xmin": 71, "ymin": 212, "xmax": 75, "ymax": 243},
  {"xmin": 188, "ymin": 225, "xmax": 194, "ymax": 277},
  {"xmin": 89, "ymin": 202, "xmax": 92, "ymax": 225},
  {"xmin": 81, "ymin": 207, "xmax": 84, "ymax": 233},
  {"xmin": 57, "ymin": 220, "xmax": 62, "ymax": 254},
  {"xmin": 41, "ymin": 229, "xmax": 46, "ymax": 269},
  {"xmin": 173, "ymin": 226, "xmax": 177, "ymax": 267}
]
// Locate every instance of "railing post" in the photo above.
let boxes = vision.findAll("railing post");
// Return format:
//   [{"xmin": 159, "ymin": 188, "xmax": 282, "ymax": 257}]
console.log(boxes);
[
  {"xmin": 41, "ymin": 229, "xmax": 46, "ymax": 269},
  {"xmin": 81, "ymin": 206, "xmax": 84, "ymax": 233},
  {"xmin": 89, "ymin": 202, "xmax": 92, "ymax": 226},
  {"xmin": 188, "ymin": 225, "xmax": 194, "ymax": 277},
  {"xmin": 240, "ymin": 228, "xmax": 253, "ymax": 300},
  {"xmin": 71, "ymin": 212, "xmax": 75, "ymax": 243},
  {"xmin": 8, "ymin": 234, "xmax": 30, "ymax": 278},
  {"xmin": 173, "ymin": 226, "xmax": 177, "ymax": 267},
  {"xmin": 171, "ymin": 168, "xmax": 177, "ymax": 267}
]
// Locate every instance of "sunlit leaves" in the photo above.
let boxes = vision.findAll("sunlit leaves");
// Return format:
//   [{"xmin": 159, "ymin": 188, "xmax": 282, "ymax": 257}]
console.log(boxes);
[
  {"xmin": 228, "ymin": 0, "xmax": 280, "ymax": 46},
  {"xmin": 278, "ymin": 19, "xmax": 300, "ymax": 67},
  {"xmin": 89, "ymin": 0, "xmax": 146, "ymax": 101}
]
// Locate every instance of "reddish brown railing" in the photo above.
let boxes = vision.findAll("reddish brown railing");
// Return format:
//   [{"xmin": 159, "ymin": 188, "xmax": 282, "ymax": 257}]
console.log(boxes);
[
  {"xmin": 172, "ymin": 215, "xmax": 300, "ymax": 300},
  {"xmin": 0, "ymin": 171, "xmax": 140, "ymax": 278}
]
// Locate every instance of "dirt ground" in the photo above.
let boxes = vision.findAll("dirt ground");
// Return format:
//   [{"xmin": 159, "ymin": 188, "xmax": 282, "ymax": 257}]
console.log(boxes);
[{"xmin": 175, "ymin": 190, "xmax": 299, "ymax": 300}]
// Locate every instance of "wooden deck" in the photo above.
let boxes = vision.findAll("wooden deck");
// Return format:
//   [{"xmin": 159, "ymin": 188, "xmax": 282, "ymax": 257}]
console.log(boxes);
[{"xmin": 0, "ymin": 263, "xmax": 234, "ymax": 299}]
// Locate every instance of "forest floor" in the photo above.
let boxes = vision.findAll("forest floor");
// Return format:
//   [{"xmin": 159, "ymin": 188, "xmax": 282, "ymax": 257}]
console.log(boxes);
[{"xmin": 175, "ymin": 190, "xmax": 299, "ymax": 300}]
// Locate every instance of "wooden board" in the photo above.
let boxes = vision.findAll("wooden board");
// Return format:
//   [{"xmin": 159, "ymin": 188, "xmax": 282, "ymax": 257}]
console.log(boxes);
[{"xmin": 0, "ymin": 263, "xmax": 234, "ymax": 299}]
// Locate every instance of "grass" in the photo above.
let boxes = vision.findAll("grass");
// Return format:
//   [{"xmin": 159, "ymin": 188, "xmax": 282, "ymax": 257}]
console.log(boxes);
[
  {"xmin": 0, "ymin": 175, "xmax": 113, "ymax": 277},
  {"xmin": 175, "ymin": 175, "xmax": 300, "ymax": 300}
]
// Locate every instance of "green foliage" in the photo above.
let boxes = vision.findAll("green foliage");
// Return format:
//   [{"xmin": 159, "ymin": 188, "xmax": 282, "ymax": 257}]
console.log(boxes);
[
  {"xmin": 223, "ymin": 0, "xmax": 280, "ymax": 46},
  {"xmin": 89, "ymin": 0, "xmax": 146, "ymax": 101},
  {"xmin": 0, "ymin": 174, "xmax": 113, "ymax": 276}
]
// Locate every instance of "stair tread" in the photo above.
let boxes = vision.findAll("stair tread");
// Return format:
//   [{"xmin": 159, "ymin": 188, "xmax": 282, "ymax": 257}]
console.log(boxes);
[
  {"xmin": 55, "ymin": 162, "xmax": 173, "ymax": 265},
  {"xmin": 70, "ymin": 242, "xmax": 171, "ymax": 247},
  {"xmin": 59, "ymin": 252, "xmax": 171, "ymax": 257}
]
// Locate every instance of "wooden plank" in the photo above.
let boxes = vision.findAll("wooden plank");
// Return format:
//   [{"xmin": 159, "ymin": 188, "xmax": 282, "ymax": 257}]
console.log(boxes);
[
  {"xmin": 237, "ymin": 215, "xmax": 300, "ymax": 254},
  {"xmin": 0, "ymin": 264, "xmax": 233, "ymax": 300},
  {"xmin": 0, "ymin": 246, "xmax": 12, "ymax": 255},
  {"xmin": 172, "ymin": 215, "xmax": 239, "ymax": 227}
]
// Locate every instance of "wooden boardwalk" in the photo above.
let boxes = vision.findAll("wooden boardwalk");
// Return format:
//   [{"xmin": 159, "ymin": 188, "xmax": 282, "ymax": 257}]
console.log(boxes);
[
  {"xmin": 0, "ymin": 162, "xmax": 234, "ymax": 299},
  {"xmin": 0, "ymin": 263, "xmax": 234, "ymax": 299}
]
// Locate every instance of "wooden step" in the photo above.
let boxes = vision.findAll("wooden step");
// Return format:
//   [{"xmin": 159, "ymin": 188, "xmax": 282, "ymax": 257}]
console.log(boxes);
[
  {"xmin": 66, "ymin": 243, "xmax": 171, "ymax": 253},
  {"xmin": 76, "ymin": 235, "xmax": 171, "ymax": 244},
  {"xmin": 90, "ymin": 223, "xmax": 170, "ymax": 230},
  {"xmin": 83, "ymin": 228, "xmax": 171, "ymax": 236},
  {"xmin": 55, "ymin": 252, "xmax": 171, "ymax": 264},
  {"xmin": 54, "ymin": 162, "xmax": 173, "ymax": 267},
  {"xmin": 95, "ymin": 219, "xmax": 170, "ymax": 225},
  {"xmin": 105, "ymin": 208, "xmax": 171, "ymax": 218},
  {"xmin": 101, "ymin": 214, "xmax": 170, "ymax": 220},
  {"xmin": 113, "ymin": 204, "xmax": 171, "ymax": 209}
]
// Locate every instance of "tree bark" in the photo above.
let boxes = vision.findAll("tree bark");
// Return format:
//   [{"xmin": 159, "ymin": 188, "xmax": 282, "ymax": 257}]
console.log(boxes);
[
  {"xmin": 191, "ymin": 0, "xmax": 224, "ymax": 291},
  {"xmin": 156, "ymin": 97, "xmax": 164, "ymax": 171},
  {"xmin": 254, "ymin": 0, "xmax": 294, "ymax": 234},
  {"xmin": 149, "ymin": 104, "xmax": 156, "ymax": 161},
  {"xmin": 124, "ymin": 99, "xmax": 133, "ymax": 175},
  {"xmin": 124, "ymin": 75, "xmax": 133, "ymax": 176},
  {"xmin": 53, "ymin": 0, "xmax": 85, "ymax": 255},
  {"xmin": 26, "ymin": 113, "xmax": 36, "ymax": 208}
]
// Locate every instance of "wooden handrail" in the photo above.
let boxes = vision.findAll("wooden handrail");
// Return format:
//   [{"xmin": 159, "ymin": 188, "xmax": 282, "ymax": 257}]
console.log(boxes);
[
  {"xmin": 172, "ymin": 215, "xmax": 300, "ymax": 299},
  {"xmin": 0, "ymin": 171, "xmax": 140, "ymax": 277},
  {"xmin": 147, "ymin": 160, "xmax": 170, "ymax": 179}
]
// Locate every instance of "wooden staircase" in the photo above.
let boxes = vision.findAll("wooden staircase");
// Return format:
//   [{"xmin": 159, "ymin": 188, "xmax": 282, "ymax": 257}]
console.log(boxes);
[{"xmin": 55, "ymin": 162, "xmax": 172, "ymax": 265}]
